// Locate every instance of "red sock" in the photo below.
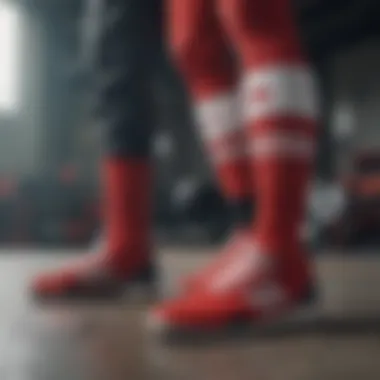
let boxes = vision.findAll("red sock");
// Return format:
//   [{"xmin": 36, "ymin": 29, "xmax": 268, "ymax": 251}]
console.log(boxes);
[
  {"xmin": 243, "ymin": 63, "xmax": 318, "ymax": 254},
  {"xmin": 102, "ymin": 158, "xmax": 152, "ymax": 274},
  {"xmin": 168, "ymin": 1, "xmax": 255, "ymax": 226},
  {"xmin": 219, "ymin": 0, "xmax": 318, "ymax": 270},
  {"xmin": 218, "ymin": 0, "xmax": 320, "ymax": 254}
]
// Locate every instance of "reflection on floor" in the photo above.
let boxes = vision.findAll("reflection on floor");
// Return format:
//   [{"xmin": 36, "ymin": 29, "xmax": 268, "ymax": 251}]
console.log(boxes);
[{"xmin": 1, "ymin": 249, "xmax": 380, "ymax": 380}]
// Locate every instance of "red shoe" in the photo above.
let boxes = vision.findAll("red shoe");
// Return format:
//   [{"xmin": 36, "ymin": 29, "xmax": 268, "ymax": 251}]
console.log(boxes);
[
  {"xmin": 181, "ymin": 230, "xmax": 249, "ymax": 292},
  {"xmin": 31, "ymin": 254, "xmax": 156, "ymax": 303},
  {"xmin": 148, "ymin": 239, "xmax": 315, "ymax": 339}
]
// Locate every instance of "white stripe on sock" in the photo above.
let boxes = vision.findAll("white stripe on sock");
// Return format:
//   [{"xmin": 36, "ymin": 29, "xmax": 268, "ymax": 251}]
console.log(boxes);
[{"xmin": 250, "ymin": 133, "xmax": 316, "ymax": 159}]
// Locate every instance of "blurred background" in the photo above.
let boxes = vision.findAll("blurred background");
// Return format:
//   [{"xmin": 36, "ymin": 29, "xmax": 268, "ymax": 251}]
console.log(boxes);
[
  {"xmin": 0, "ymin": 0, "xmax": 380, "ymax": 251},
  {"xmin": 1, "ymin": 1, "xmax": 380, "ymax": 379}
]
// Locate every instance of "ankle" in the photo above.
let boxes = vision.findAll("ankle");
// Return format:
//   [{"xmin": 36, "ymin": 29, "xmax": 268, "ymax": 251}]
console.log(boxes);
[{"xmin": 105, "ymin": 250, "xmax": 152, "ymax": 277}]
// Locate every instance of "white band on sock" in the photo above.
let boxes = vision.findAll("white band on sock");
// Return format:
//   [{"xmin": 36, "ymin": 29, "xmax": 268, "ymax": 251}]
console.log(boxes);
[
  {"xmin": 195, "ymin": 92, "xmax": 241, "ymax": 141},
  {"xmin": 195, "ymin": 92, "xmax": 249, "ymax": 163},
  {"xmin": 242, "ymin": 65, "xmax": 320, "ymax": 122},
  {"xmin": 250, "ymin": 132, "xmax": 316, "ymax": 159}
]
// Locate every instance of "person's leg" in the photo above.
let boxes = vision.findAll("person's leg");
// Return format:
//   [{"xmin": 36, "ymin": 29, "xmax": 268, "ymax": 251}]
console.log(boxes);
[
  {"xmin": 168, "ymin": 0, "xmax": 254, "ymax": 227},
  {"xmin": 99, "ymin": 0, "xmax": 163, "ymax": 278},
  {"xmin": 148, "ymin": 0, "xmax": 319, "ymax": 335},
  {"xmin": 219, "ymin": 0, "xmax": 318, "ymax": 285},
  {"xmin": 31, "ymin": 0, "xmax": 160, "ymax": 301},
  {"xmin": 164, "ymin": 0, "xmax": 256, "ymax": 292}
]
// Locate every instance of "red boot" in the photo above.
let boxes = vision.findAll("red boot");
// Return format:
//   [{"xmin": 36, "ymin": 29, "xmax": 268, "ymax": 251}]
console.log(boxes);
[
  {"xmin": 148, "ymin": 237, "xmax": 315, "ymax": 339},
  {"xmin": 31, "ymin": 158, "xmax": 156, "ymax": 302}
]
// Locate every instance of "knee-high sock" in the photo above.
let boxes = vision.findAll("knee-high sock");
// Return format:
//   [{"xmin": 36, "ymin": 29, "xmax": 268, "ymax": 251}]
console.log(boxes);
[
  {"xmin": 219, "ymin": 0, "xmax": 319, "ymax": 253},
  {"xmin": 168, "ymin": 0, "xmax": 254, "ymax": 225}
]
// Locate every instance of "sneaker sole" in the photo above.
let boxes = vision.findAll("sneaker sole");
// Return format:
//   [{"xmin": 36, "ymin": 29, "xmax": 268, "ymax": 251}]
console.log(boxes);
[
  {"xmin": 146, "ymin": 289, "xmax": 321, "ymax": 345},
  {"xmin": 32, "ymin": 281, "xmax": 158, "ymax": 306}
]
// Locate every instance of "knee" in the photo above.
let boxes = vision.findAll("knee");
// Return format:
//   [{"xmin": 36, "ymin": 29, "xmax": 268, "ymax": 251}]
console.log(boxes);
[
  {"xmin": 218, "ymin": 0, "xmax": 303, "ymax": 65},
  {"xmin": 169, "ymin": 31, "xmax": 235, "ymax": 96},
  {"xmin": 219, "ymin": 0, "xmax": 296, "ymax": 37}
]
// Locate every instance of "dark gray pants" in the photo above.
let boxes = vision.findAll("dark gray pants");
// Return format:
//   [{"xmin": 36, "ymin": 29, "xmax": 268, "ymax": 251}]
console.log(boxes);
[{"xmin": 83, "ymin": 0, "xmax": 164, "ymax": 157}]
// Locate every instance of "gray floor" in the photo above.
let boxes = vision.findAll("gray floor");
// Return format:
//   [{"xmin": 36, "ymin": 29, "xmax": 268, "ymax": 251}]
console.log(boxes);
[{"xmin": 1, "ymin": 249, "xmax": 380, "ymax": 380}]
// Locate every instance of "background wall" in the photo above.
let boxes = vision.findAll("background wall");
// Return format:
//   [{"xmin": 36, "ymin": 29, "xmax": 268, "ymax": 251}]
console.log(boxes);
[
  {"xmin": 332, "ymin": 37, "xmax": 380, "ymax": 173},
  {"xmin": 0, "ymin": 4, "xmax": 44, "ymax": 176}
]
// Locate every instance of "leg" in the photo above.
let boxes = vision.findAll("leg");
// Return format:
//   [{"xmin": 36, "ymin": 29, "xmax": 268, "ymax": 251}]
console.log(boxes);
[
  {"xmin": 164, "ymin": 0, "xmax": 257, "ymax": 293},
  {"xmin": 218, "ymin": 0, "xmax": 319, "ymax": 270},
  {"xmin": 30, "ymin": 0, "xmax": 160, "ymax": 301},
  {"xmin": 168, "ymin": 0, "xmax": 254, "ymax": 226},
  {"xmin": 99, "ymin": 0, "xmax": 157, "ymax": 273},
  {"xmin": 148, "ymin": 0, "xmax": 318, "ymax": 337}
]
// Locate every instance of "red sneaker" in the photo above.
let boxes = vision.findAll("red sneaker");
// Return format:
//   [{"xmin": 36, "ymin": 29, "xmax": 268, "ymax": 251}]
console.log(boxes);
[
  {"xmin": 31, "ymin": 254, "xmax": 156, "ymax": 303},
  {"xmin": 148, "ymin": 239, "xmax": 315, "ymax": 339},
  {"xmin": 181, "ymin": 230, "xmax": 249, "ymax": 292}
]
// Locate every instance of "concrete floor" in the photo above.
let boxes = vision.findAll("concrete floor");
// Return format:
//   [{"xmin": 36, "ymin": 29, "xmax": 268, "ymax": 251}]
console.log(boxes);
[{"xmin": 1, "ymin": 249, "xmax": 380, "ymax": 380}]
